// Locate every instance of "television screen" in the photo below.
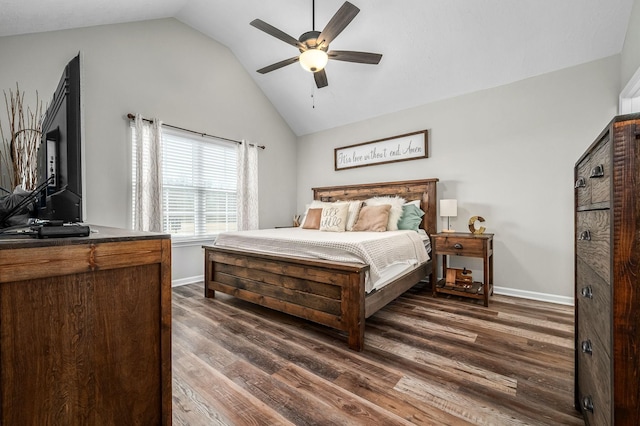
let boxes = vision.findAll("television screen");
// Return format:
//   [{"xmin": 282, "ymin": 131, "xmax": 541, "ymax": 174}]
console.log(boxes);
[{"xmin": 36, "ymin": 53, "xmax": 83, "ymax": 223}]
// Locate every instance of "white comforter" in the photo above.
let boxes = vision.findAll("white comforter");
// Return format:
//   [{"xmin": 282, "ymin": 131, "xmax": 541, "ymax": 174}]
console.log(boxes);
[{"xmin": 213, "ymin": 228, "xmax": 430, "ymax": 293}]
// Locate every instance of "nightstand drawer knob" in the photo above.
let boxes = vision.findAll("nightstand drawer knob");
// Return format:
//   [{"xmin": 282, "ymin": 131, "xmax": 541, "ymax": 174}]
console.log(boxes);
[
  {"xmin": 581, "ymin": 286, "xmax": 593, "ymax": 299},
  {"xmin": 582, "ymin": 396, "xmax": 594, "ymax": 413},
  {"xmin": 453, "ymin": 243, "xmax": 463, "ymax": 249},
  {"xmin": 581, "ymin": 339, "xmax": 593, "ymax": 355},
  {"xmin": 574, "ymin": 177, "xmax": 586, "ymax": 188},
  {"xmin": 578, "ymin": 230, "xmax": 591, "ymax": 241}
]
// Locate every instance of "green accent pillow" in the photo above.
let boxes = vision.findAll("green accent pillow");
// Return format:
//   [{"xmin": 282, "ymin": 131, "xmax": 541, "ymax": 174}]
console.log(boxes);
[{"xmin": 397, "ymin": 204, "xmax": 425, "ymax": 231}]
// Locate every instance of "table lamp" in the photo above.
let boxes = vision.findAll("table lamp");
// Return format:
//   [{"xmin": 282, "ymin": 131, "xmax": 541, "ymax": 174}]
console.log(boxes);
[{"xmin": 440, "ymin": 199, "xmax": 457, "ymax": 233}]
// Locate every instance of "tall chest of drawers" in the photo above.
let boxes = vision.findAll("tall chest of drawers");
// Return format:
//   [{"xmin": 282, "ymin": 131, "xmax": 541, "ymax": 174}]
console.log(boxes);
[{"xmin": 574, "ymin": 113, "xmax": 640, "ymax": 425}]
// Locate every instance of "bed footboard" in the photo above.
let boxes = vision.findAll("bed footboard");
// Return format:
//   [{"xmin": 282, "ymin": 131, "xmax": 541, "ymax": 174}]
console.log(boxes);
[{"xmin": 204, "ymin": 246, "xmax": 370, "ymax": 351}]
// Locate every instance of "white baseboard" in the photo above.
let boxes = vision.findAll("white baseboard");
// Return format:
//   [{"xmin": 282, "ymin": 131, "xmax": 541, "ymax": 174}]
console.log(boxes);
[
  {"xmin": 494, "ymin": 286, "xmax": 574, "ymax": 306},
  {"xmin": 172, "ymin": 275, "xmax": 203, "ymax": 287}
]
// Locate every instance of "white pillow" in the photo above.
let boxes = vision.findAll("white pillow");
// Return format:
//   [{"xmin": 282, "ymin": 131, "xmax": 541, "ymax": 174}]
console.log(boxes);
[
  {"xmin": 319, "ymin": 203, "xmax": 349, "ymax": 232},
  {"xmin": 341, "ymin": 200, "xmax": 363, "ymax": 231},
  {"xmin": 365, "ymin": 196, "xmax": 406, "ymax": 231}
]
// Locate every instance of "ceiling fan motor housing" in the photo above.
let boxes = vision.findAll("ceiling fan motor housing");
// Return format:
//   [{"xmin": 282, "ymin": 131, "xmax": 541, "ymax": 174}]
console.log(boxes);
[{"xmin": 299, "ymin": 30, "xmax": 326, "ymax": 51}]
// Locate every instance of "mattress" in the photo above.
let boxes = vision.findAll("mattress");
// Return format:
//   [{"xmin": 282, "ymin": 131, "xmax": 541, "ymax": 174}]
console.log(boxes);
[{"xmin": 213, "ymin": 228, "xmax": 431, "ymax": 293}]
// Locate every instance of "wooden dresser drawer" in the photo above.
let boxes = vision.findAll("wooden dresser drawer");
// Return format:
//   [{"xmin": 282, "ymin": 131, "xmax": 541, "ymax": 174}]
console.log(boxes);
[
  {"xmin": 576, "ymin": 210, "xmax": 610, "ymax": 283},
  {"xmin": 432, "ymin": 235, "xmax": 486, "ymax": 257},
  {"xmin": 576, "ymin": 258, "xmax": 611, "ymax": 357},
  {"xmin": 575, "ymin": 135, "xmax": 610, "ymax": 209},
  {"xmin": 577, "ymin": 322, "xmax": 612, "ymax": 426}
]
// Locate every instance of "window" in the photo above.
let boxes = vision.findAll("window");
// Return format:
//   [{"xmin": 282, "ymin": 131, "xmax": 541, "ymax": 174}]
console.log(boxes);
[
  {"xmin": 132, "ymin": 126, "xmax": 238, "ymax": 239},
  {"xmin": 620, "ymin": 66, "xmax": 640, "ymax": 114}
]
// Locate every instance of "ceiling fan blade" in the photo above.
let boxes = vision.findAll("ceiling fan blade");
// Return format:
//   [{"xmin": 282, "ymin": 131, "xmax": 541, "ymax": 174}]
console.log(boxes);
[
  {"xmin": 257, "ymin": 56, "xmax": 300, "ymax": 74},
  {"xmin": 314, "ymin": 69, "xmax": 328, "ymax": 88},
  {"xmin": 250, "ymin": 19, "xmax": 306, "ymax": 50},
  {"xmin": 328, "ymin": 50, "xmax": 382, "ymax": 64},
  {"xmin": 317, "ymin": 2, "xmax": 360, "ymax": 48}
]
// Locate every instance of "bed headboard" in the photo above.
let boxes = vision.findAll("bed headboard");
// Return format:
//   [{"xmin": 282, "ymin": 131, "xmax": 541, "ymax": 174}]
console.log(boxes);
[{"xmin": 311, "ymin": 178, "xmax": 439, "ymax": 235}]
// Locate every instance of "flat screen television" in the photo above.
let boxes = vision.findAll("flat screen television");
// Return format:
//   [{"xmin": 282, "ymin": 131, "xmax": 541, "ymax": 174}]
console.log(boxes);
[{"xmin": 36, "ymin": 53, "xmax": 83, "ymax": 223}]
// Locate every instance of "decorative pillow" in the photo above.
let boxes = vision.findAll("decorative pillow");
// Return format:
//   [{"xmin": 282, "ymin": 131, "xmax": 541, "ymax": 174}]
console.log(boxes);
[
  {"xmin": 405, "ymin": 200, "xmax": 421, "ymax": 208},
  {"xmin": 300, "ymin": 200, "xmax": 331, "ymax": 227},
  {"xmin": 342, "ymin": 200, "xmax": 363, "ymax": 231},
  {"xmin": 397, "ymin": 204, "xmax": 425, "ymax": 231},
  {"xmin": 319, "ymin": 203, "xmax": 349, "ymax": 232},
  {"xmin": 302, "ymin": 208, "xmax": 323, "ymax": 229},
  {"xmin": 364, "ymin": 196, "xmax": 406, "ymax": 231},
  {"xmin": 352, "ymin": 204, "xmax": 392, "ymax": 232}
]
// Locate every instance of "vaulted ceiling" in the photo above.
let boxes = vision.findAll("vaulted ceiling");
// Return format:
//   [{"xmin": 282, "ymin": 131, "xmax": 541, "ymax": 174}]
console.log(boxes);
[{"xmin": 1, "ymin": 0, "xmax": 634, "ymax": 135}]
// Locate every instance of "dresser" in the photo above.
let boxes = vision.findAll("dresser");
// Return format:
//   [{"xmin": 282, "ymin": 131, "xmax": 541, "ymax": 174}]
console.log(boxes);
[
  {"xmin": 0, "ymin": 226, "xmax": 172, "ymax": 425},
  {"xmin": 574, "ymin": 113, "xmax": 640, "ymax": 425}
]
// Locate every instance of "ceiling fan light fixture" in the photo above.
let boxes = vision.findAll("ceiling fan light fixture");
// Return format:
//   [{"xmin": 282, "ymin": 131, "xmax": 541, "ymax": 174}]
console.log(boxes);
[{"xmin": 299, "ymin": 49, "xmax": 328, "ymax": 73}]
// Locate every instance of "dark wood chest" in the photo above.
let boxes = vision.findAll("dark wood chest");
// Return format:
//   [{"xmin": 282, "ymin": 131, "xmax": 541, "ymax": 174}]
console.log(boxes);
[
  {"xmin": 574, "ymin": 113, "xmax": 640, "ymax": 425},
  {"xmin": 0, "ymin": 226, "xmax": 172, "ymax": 424}
]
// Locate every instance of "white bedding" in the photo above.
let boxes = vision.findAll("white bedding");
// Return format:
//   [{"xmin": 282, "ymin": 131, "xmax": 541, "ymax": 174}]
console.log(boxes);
[{"xmin": 213, "ymin": 228, "xmax": 431, "ymax": 293}]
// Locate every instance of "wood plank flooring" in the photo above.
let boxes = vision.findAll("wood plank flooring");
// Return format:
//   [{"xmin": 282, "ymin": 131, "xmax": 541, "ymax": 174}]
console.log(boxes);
[{"xmin": 172, "ymin": 283, "xmax": 583, "ymax": 425}]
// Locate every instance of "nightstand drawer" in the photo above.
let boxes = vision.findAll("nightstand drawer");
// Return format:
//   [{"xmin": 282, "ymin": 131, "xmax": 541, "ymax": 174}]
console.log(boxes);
[{"xmin": 433, "ymin": 236, "xmax": 486, "ymax": 257}]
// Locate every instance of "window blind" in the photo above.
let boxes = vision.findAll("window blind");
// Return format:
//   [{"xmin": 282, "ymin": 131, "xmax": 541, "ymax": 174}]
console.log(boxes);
[{"xmin": 132, "ymin": 126, "xmax": 238, "ymax": 238}]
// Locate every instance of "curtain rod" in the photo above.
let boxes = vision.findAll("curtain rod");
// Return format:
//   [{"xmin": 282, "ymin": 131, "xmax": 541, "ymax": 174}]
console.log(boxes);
[{"xmin": 126, "ymin": 113, "xmax": 265, "ymax": 149}]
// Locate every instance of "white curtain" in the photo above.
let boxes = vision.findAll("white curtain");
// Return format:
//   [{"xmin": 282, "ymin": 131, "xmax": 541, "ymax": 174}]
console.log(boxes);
[
  {"xmin": 133, "ymin": 114, "xmax": 163, "ymax": 232},
  {"xmin": 237, "ymin": 141, "xmax": 259, "ymax": 230}
]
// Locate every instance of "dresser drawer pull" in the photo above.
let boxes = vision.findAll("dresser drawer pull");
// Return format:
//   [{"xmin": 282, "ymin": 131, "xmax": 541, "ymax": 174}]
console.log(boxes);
[
  {"xmin": 589, "ymin": 164, "xmax": 604, "ymax": 178},
  {"xmin": 453, "ymin": 243, "xmax": 463, "ymax": 249},
  {"xmin": 578, "ymin": 230, "xmax": 591, "ymax": 241},
  {"xmin": 574, "ymin": 177, "xmax": 586, "ymax": 188},
  {"xmin": 582, "ymin": 396, "xmax": 594, "ymax": 413},
  {"xmin": 580, "ymin": 286, "xmax": 593, "ymax": 299},
  {"xmin": 581, "ymin": 339, "xmax": 593, "ymax": 355}
]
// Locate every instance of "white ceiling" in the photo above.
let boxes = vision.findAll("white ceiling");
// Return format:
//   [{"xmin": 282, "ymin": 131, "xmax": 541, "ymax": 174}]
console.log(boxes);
[{"xmin": 1, "ymin": 0, "xmax": 634, "ymax": 135}]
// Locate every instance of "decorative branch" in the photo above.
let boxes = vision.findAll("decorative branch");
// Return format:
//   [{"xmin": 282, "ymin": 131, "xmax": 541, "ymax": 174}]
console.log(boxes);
[{"xmin": 0, "ymin": 84, "xmax": 43, "ymax": 191}]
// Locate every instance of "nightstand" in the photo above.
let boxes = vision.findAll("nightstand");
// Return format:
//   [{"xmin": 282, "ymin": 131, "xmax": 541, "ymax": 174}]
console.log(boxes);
[{"xmin": 431, "ymin": 232, "xmax": 494, "ymax": 306}]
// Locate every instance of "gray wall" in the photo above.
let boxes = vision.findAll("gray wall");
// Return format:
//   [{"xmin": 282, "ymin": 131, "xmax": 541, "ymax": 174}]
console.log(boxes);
[
  {"xmin": 0, "ymin": 18, "xmax": 298, "ymax": 282},
  {"xmin": 296, "ymin": 56, "xmax": 620, "ymax": 302}
]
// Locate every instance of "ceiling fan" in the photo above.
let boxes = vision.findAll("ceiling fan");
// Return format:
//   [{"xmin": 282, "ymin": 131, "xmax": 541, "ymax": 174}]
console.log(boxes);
[{"xmin": 250, "ymin": 0, "xmax": 382, "ymax": 89}]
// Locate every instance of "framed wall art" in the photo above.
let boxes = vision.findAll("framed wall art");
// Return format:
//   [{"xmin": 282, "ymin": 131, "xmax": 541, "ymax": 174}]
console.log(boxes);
[{"xmin": 334, "ymin": 130, "xmax": 428, "ymax": 171}]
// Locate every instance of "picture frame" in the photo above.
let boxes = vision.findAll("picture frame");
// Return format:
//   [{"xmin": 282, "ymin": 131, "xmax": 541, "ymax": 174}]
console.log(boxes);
[{"xmin": 334, "ymin": 130, "xmax": 428, "ymax": 171}]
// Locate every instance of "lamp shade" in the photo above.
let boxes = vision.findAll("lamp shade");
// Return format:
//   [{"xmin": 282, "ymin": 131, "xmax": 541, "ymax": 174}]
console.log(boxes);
[
  {"xmin": 299, "ymin": 49, "xmax": 328, "ymax": 73},
  {"xmin": 440, "ymin": 199, "xmax": 457, "ymax": 217}
]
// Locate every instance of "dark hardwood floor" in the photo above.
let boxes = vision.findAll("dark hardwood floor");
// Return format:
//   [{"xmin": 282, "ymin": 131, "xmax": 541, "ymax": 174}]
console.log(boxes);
[{"xmin": 172, "ymin": 282, "xmax": 583, "ymax": 425}]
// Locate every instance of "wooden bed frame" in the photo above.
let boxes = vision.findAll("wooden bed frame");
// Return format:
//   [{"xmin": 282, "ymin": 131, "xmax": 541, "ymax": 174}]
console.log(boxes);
[{"xmin": 203, "ymin": 178, "xmax": 438, "ymax": 351}]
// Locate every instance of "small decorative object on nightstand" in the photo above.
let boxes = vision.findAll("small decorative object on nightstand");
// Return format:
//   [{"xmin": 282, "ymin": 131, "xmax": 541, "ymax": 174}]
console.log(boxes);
[
  {"xmin": 468, "ymin": 216, "xmax": 486, "ymax": 234},
  {"xmin": 431, "ymin": 232, "xmax": 494, "ymax": 306}
]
